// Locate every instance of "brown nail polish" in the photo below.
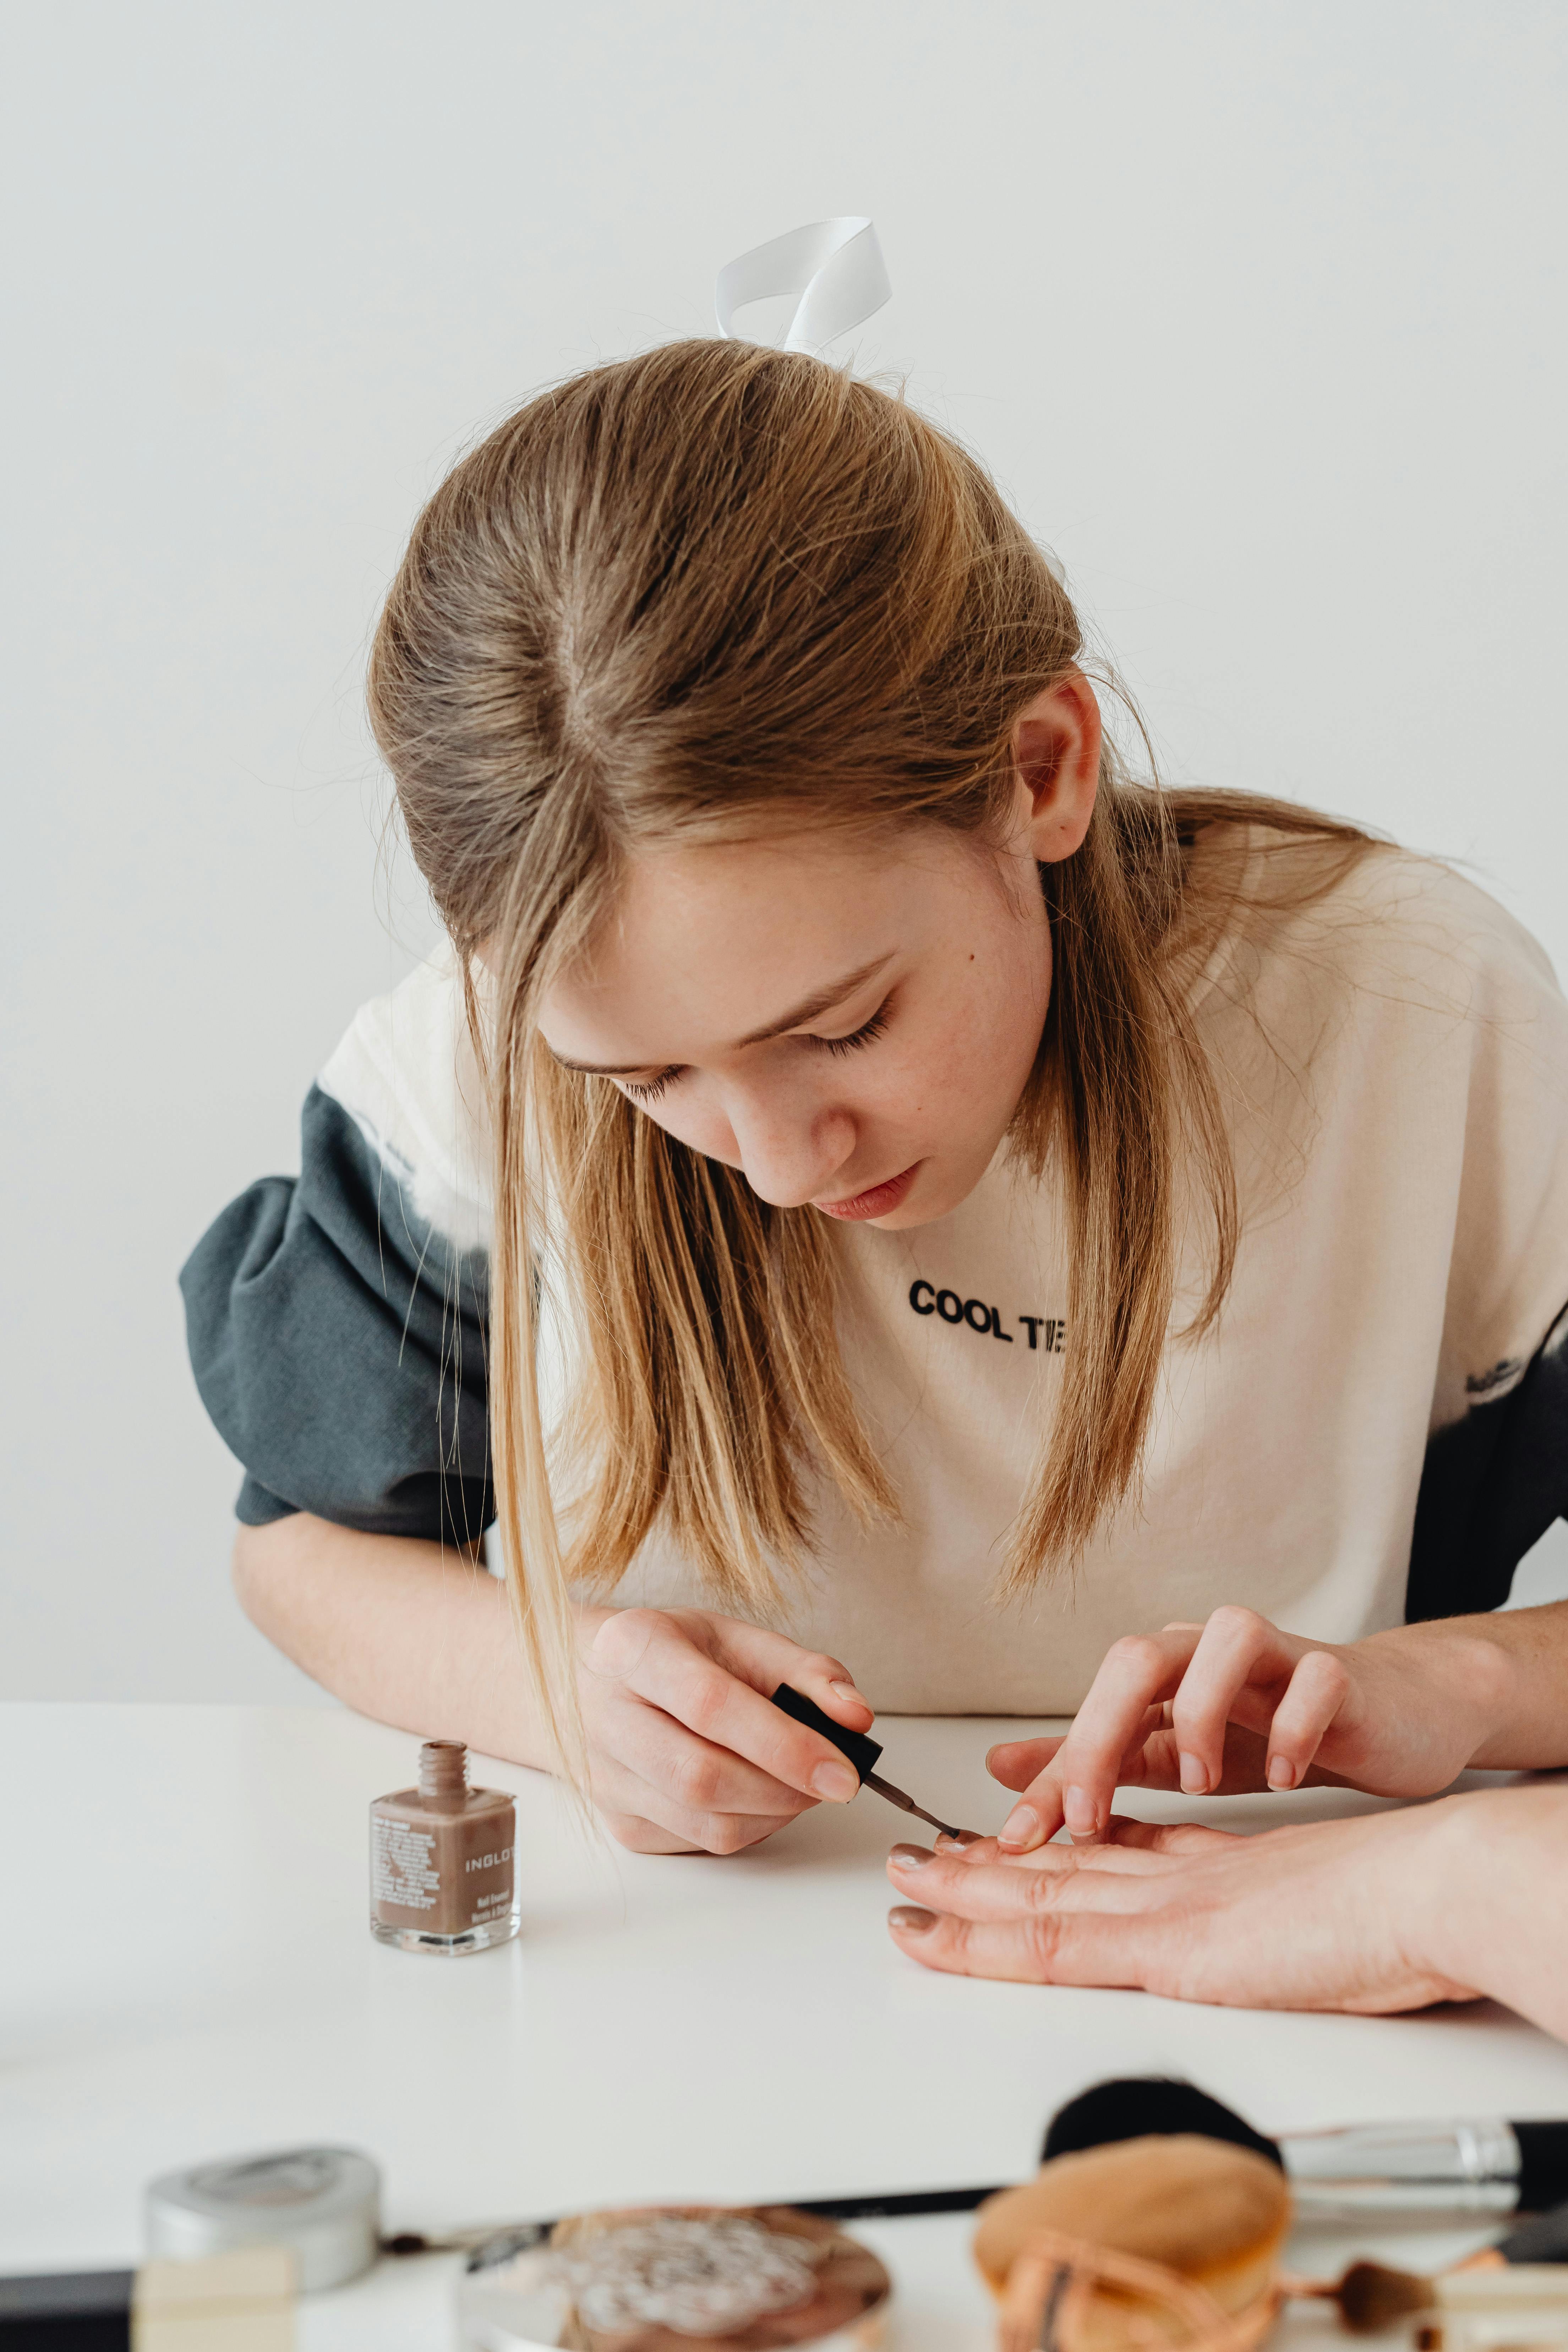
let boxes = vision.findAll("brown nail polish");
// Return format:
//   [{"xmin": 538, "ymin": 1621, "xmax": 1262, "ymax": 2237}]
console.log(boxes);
[
  {"xmin": 370, "ymin": 1741, "xmax": 520, "ymax": 1956},
  {"xmin": 888, "ymin": 1905, "xmax": 938, "ymax": 1932},
  {"xmin": 889, "ymin": 1843, "xmax": 933, "ymax": 1868}
]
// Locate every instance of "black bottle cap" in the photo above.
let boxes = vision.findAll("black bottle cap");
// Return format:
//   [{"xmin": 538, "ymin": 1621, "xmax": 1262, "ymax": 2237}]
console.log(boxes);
[{"xmin": 769, "ymin": 1685, "xmax": 883, "ymax": 1781}]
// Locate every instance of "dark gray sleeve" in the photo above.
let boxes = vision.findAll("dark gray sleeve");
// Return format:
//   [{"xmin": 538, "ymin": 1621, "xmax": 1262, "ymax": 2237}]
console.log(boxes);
[
  {"xmin": 180, "ymin": 1085, "xmax": 493, "ymax": 1547},
  {"xmin": 1405, "ymin": 1304, "xmax": 1568, "ymax": 1620}
]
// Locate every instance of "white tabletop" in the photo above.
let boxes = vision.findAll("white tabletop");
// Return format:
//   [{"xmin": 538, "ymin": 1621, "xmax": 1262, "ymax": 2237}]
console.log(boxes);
[{"xmin": 7, "ymin": 1705, "xmax": 1566, "ymax": 2349}]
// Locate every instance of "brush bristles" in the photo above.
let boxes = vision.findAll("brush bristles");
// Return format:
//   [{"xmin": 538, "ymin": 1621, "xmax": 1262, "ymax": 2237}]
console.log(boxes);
[{"xmin": 1338, "ymin": 2262, "xmax": 1436, "ymax": 2332}]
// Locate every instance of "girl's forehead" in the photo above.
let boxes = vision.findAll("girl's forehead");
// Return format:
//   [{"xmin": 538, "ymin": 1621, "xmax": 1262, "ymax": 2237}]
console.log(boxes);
[
  {"xmin": 614, "ymin": 828, "xmax": 965, "ymax": 963},
  {"xmin": 538, "ymin": 827, "xmax": 969, "ymax": 1063}
]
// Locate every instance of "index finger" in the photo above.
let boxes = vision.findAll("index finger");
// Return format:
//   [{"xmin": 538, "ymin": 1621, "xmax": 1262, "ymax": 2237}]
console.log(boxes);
[
  {"xmin": 633, "ymin": 1615, "xmax": 872, "ymax": 1805},
  {"xmin": 999, "ymin": 1632, "xmax": 1199, "ymax": 1851},
  {"xmin": 987, "ymin": 1736, "xmax": 1066, "ymax": 1792}
]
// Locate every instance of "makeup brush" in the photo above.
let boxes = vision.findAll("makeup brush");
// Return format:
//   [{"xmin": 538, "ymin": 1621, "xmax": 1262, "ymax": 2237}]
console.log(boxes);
[
  {"xmin": 769, "ymin": 1686, "xmax": 975, "ymax": 1841},
  {"xmin": 1288, "ymin": 2197, "xmax": 1568, "ymax": 2334},
  {"xmin": 384, "ymin": 2100, "xmax": 1568, "ymax": 2270},
  {"xmin": 1043, "ymin": 2078, "xmax": 1568, "ymax": 2221}
]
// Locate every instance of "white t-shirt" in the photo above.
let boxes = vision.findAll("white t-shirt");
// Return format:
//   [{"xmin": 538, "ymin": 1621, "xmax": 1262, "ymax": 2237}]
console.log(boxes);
[{"xmin": 185, "ymin": 840, "xmax": 1568, "ymax": 1712}]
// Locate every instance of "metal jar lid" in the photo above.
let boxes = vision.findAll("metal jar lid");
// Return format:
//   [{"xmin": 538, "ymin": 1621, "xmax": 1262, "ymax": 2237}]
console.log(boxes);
[{"xmin": 145, "ymin": 2145, "xmax": 381, "ymax": 2292}]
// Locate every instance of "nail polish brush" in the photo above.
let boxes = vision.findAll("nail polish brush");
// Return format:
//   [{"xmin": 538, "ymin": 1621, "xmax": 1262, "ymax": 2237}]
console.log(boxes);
[{"xmin": 769, "ymin": 1685, "xmax": 974, "ymax": 1841}]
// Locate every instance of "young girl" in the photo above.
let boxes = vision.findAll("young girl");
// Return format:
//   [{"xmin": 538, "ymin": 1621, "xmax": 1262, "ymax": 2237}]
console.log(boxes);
[{"xmin": 183, "ymin": 340, "xmax": 1568, "ymax": 1884}]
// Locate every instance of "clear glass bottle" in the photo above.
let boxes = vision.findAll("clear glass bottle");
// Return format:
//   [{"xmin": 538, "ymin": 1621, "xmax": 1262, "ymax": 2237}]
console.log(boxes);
[{"xmin": 369, "ymin": 1740, "xmax": 520, "ymax": 1955}]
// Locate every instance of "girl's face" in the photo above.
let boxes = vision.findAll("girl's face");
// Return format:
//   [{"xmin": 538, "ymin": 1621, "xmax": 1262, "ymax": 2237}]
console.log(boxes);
[{"xmin": 536, "ymin": 678, "xmax": 1100, "ymax": 1232}]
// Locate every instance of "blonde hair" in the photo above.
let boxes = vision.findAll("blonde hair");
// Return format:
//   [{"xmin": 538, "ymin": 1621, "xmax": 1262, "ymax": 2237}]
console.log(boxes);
[{"xmin": 368, "ymin": 339, "xmax": 1372, "ymax": 1764}]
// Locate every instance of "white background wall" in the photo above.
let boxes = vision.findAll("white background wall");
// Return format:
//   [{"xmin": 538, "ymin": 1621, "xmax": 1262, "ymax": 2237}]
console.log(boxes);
[{"xmin": 5, "ymin": 0, "xmax": 1566, "ymax": 1701}]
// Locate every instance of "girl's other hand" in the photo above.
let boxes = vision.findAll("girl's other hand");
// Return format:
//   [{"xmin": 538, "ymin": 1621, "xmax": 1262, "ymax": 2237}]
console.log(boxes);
[
  {"xmin": 986, "ymin": 1605, "xmax": 1508, "ymax": 1852},
  {"xmin": 576, "ymin": 1605, "xmax": 874, "ymax": 1854}
]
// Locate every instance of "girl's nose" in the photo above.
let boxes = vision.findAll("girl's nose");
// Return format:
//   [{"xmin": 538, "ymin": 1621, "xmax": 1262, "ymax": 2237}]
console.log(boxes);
[{"xmin": 726, "ymin": 1097, "xmax": 858, "ymax": 1208}]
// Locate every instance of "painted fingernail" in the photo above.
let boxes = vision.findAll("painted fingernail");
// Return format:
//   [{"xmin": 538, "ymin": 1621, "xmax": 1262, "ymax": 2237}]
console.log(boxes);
[
  {"xmin": 1267, "ymin": 1754, "xmax": 1297, "ymax": 1789},
  {"xmin": 998, "ymin": 1804, "xmax": 1041, "ymax": 1849},
  {"xmin": 888, "ymin": 1906, "xmax": 937, "ymax": 1934},
  {"xmin": 1063, "ymin": 1786, "xmax": 1097, "ymax": 1836},
  {"xmin": 937, "ymin": 1830, "xmax": 982, "ymax": 1851},
  {"xmin": 889, "ymin": 1843, "xmax": 932, "ymax": 1868},
  {"xmin": 1179, "ymin": 1752, "xmax": 1209, "ymax": 1795},
  {"xmin": 812, "ymin": 1760, "xmax": 859, "ymax": 1802},
  {"xmin": 829, "ymin": 1679, "xmax": 872, "ymax": 1711}
]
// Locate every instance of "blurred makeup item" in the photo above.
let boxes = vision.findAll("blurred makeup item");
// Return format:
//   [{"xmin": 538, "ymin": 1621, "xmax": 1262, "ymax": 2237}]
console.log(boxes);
[
  {"xmin": 387, "ymin": 2185, "xmax": 1000, "ymax": 2261},
  {"xmin": 458, "ymin": 2204, "xmax": 890, "ymax": 2352},
  {"xmin": 974, "ymin": 2136, "xmax": 1292, "ymax": 2340},
  {"xmin": 1287, "ymin": 2198, "xmax": 1568, "ymax": 2332},
  {"xmin": 135, "ymin": 2249, "xmax": 296, "ymax": 2351},
  {"xmin": 769, "ymin": 1687, "xmax": 974, "ymax": 1840},
  {"xmin": 995, "ymin": 2231, "xmax": 1279, "ymax": 2352},
  {"xmin": 1043, "ymin": 2078, "xmax": 1568, "ymax": 2221},
  {"xmin": 146, "ymin": 2146, "xmax": 380, "ymax": 2290},
  {"xmin": 0, "ymin": 2248, "xmax": 296, "ymax": 2350},
  {"xmin": 390, "ymin": 2094, "xmax": 1568, "ymax": 2286},
  {"xmin": 370, "ymin": 1740, "xmax": 520, "ymax": 1955},
  {"xmin": 1411, "ymin": 2264, "xmax": 1568, "ymax": 2352}
]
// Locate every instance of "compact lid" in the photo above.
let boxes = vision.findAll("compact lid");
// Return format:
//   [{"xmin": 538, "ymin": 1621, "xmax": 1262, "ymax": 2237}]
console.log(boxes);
[{"xmin": 145, "ymin": 2145, "xmax": 381, "ymax": 2292}]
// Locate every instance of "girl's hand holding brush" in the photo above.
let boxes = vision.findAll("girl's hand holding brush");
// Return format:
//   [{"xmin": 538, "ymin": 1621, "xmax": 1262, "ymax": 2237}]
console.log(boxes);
[{"xmin": 577, "ymin": 1605, "xmax": 875, "ymax": 1855}]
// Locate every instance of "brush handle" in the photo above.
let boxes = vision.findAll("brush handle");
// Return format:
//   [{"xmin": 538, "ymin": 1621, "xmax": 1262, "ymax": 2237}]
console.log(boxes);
[
  {"xmin": 1513, "ymin": 2125, "xmax": 1568, "ymax": 2217},
  {"xmin": 1499, "ymin": 2198, "xmax": 1568, "ymax": 2263},
  {"xmin": 769, "ymin": 1685, "xmax": 883, "ymax": 1781}
]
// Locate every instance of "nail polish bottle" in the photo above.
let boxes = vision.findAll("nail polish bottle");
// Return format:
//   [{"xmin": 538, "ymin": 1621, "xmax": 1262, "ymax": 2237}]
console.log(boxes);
[{"xmin": 369, "ymin": 1740, "xmax": 520, "ymax": 1955}]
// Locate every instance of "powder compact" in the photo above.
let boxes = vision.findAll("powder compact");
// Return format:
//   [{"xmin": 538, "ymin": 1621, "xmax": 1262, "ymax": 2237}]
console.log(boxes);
[
  {"xmin": 144, "ymin": 2144, "xmax": 382, "ymax": 2290},
  {"xmin": 459, "ymin": 2204, "xmax": 891, "ymax": 2352}
]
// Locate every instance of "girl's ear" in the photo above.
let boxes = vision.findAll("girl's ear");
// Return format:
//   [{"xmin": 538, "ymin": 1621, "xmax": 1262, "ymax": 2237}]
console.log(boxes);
[{"xmin": 1014, "ymin": 673, "xmax": 1102, "ymax": 863}]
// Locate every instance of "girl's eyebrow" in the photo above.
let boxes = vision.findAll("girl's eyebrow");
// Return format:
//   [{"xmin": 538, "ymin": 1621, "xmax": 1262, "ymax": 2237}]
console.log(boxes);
[
  {"xmin": 734, "ymin": 951, "xmax": 895, "ymax": 1045},
  {"xmin": 544, "ymin": 952, "xmax": 896, "ymax": 1076}
]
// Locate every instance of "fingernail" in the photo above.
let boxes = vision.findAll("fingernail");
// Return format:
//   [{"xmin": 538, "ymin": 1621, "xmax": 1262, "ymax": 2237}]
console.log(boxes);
[
  {"xmin": 812, "ymin": 1760, "xmax": 859, "ymax": 1802},
  {"xmin": 1267, "ymin": 1754, "xmax": 1297, "ymax": 1790},
  {"xmin": 1062, "ymin": 1786, "xmax": 1097, "ymax": 1836},
  {"xmin": 998, "ymin": 1804, "xmax": 1041, "ymax": 1850},
  {"xmin": 888, "ymin": 1905, "xmax": 937, "ymax": 1934},
  {"xmin": 1179, "ymin": 1752, "xmax": 1209, "ymax": 1795},
  {"xmin": 937, "ymin": 1829, "xmax": 982, "ymax": 1851},
  {"xmin": 889, "ymin": 1843, "xmax": 932, "ymax": 1868},
  {"xmin": 828, "ymin": 1679, "xmax": 872, "ymax": 1712}
]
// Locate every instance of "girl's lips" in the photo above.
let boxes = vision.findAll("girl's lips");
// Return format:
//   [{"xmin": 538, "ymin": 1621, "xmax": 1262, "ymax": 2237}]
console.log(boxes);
[{"xmin": 813, "ymin": 1162, "xmax": 920, "ymax": 1221}]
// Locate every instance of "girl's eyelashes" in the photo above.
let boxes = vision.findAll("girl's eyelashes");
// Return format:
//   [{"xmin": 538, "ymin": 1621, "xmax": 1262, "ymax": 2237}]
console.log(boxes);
[
  {"xmin": 620, "ymin": 1067, "xmax": 683, "ymax": 1104},
  {"xmin": 618, "ymin": 1000, "xmax": 892, "ymax": 1103},
  {"xmin": 810, "ymin": 1001, "xmax": 891, "ymax": 1058}
]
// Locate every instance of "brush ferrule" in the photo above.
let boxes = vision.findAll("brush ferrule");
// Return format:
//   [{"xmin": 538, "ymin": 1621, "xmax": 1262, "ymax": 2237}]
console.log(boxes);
[{"xmin": 1280, "ymin": 2121, "xmax": 1522, "ymax": 2218}]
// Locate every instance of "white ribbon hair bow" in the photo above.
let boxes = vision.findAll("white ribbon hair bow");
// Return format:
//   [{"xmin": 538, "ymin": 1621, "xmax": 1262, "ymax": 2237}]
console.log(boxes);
[{"xmin": 715, "ymin": 217, "xmax": 891, "ymax": 353}]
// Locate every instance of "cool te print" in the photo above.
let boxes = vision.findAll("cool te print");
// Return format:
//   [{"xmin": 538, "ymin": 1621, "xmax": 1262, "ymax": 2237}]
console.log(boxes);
[{"xmin": 907, "ymin": 1280, "xmax": 1066, "ymax": 1350}]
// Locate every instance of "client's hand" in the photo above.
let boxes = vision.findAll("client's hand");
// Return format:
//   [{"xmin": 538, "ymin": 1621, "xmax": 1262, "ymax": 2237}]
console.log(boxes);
[
  {"xmin": 577, "ymin": 1605, "xmax": 873, "ymax": 1856},
  {"xmin": 885, "ymin": 1802, "xmax": 1480, "ymax": 2014},
  {"xmin": 987, "ymin": 1606, "xmax": 1504, "ymax": 1852}
]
